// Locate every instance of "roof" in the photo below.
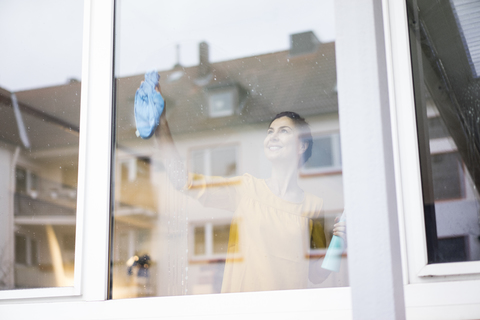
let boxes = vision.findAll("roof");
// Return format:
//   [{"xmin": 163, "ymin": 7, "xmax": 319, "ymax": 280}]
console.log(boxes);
[
  {"xmin": 0, "ymin": 82, "xmax": 80, "ymax": 152},
  {"xmin": 115, "ymin": 42, "xmax": 337, "ymax": 141},
  {"xmin": 0, "ymin": 41, "xmax": 337, "ymax": 150}
]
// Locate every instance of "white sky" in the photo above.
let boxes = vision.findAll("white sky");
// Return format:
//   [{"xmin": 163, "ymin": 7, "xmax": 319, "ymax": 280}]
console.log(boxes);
[{"xmin": 0, "ymin": 0, "xmax": 335, "ymax": 92}]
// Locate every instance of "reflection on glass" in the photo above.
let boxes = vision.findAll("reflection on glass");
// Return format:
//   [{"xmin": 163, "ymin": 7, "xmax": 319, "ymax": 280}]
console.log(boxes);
[
  {"xmin": 0, "ymin": 1, "xmax": 83, "ymax": 290},
  {"xmin": 194, "ymin": 226, "xmax": 206, "ymax": 255},
  {"xmin": 408, "ymin": 0, "xmax": 480, "ymax": 263},
  {"xmin": 111, "ymin": 0, "xmax": 347, "ymax": 299},
  {"xmin": 212, "ymin": 225, "xmax": 230, "ymax": 254}
]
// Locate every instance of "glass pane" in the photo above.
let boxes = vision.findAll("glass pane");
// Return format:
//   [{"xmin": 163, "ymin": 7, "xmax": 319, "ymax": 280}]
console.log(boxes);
[
  {"xmin": 0, "ymin": 0, "xmax": 83, "ymax": 290},
  {"xmin": 431, "ymin": 152, "xmax": 464, "ymax": 201},
  {"xmin": 407, "ymin": 0, "xmax": 480, "ymax": 263},
  {"xmin": 111, "ymin": 0, "xmax": 347, "ymax": 299}
]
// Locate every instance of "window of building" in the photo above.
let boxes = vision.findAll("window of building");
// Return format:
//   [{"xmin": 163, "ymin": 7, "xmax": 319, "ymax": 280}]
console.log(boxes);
[
  {"xmin": 301, "ymin": 133, "xmax": 342, "ymax": 175},
  {"xmin": 15, "ymin": 168, "xmax": 27, "ymax": 194},
  {"xmin": 14, "ymin": 235, "xmax": 27, "ymax": 265},
  {"xmin": 208, "ymin": 87, "xmax": 238, "ymax": 118},
  {"xmin": 120, "ymin": 157, "xmax": 151, "ymax": 183},
  {"xmin": 14, "ymin": 234, "xmax": 38, "ymax": 267},
  {"xmin": 190, "ymin": 222, "xmax": 237, "ymax": 261},
  {"xmin": 194, "ymin": 226, "xmax": 206, "ymax": 255},
  {"xmin": 407, "ymin": 0, "xmax": 480, "ymax": 265}
]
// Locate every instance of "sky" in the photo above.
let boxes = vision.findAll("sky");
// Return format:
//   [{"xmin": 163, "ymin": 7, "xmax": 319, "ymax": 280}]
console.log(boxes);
[{"xmin": 0, "ymin": 0, "xmax": 335, "ymax": 92}]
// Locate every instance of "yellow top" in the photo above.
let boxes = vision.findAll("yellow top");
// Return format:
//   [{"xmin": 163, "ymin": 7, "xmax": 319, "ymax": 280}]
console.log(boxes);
[{"xmin": 189, "ymin": 173, "xmax": 325, "ymax": 293}]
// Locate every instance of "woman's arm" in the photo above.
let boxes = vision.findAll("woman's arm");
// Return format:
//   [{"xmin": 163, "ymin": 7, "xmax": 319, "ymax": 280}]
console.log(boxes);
[
  {"xmin": 152, "ymin": 85, "xmax": 189, "ymax": 190},
  {"xmin": 147, "ymin": 82, "xmax": 242, "ymax": 211}
]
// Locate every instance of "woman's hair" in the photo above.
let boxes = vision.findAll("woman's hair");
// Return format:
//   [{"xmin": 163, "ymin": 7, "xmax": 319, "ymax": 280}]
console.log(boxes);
[{"xmin": 269, "ymin": 111, "xmax": 313, "ymax": 167}]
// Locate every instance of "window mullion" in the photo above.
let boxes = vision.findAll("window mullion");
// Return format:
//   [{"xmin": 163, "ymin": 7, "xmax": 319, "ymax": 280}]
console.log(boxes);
[
  {"xmin": 335, "ymin": 0, "xmax": 406, "ymax": 318},
  {"xmin": 75, "ymin": 0, "xmax": 115, "ymax": 301}
]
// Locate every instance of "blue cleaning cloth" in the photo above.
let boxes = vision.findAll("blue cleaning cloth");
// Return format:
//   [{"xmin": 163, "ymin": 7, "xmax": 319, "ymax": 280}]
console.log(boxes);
[{"xmin": 134, "ymin": 71, "xmax": 164, "ymax": 139}]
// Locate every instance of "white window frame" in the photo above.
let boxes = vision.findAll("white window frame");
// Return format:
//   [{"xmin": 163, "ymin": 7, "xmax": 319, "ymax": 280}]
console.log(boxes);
[
  {"xmin": 2, "ymin": 0, "xmax": 480, "ymax": 319},
  {"xmin": 387, "ymin": 0, "xmax": 480, "ymax": 281},
  {"xmin": 0, "ymin": 1, "xmax": 354, "ymax": 315},
  {"xmin": 0, "ymin": 0, "xmax": 115, "ymax": 301}
]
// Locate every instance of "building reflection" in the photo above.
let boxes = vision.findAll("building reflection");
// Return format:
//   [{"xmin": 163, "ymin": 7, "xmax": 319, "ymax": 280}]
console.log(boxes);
[
  {"xmin": 112, "ymin": 31, "xmax": 348, "ymax": 298},
  {"xmin": 0, "ymin": 81, "xmax": 80, "ymax": 289}
]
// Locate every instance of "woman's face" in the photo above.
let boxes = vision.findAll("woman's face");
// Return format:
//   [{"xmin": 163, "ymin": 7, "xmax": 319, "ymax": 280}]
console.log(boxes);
[{"xmin": 264, "ymin": 116, "xmax": 306, "ymax": 165}]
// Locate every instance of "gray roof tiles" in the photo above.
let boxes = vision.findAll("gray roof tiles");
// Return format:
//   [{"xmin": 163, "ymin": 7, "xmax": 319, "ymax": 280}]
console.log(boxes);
[{"xmin": 115, "ymin": 42, "xmax": 337, "ymax": 139}]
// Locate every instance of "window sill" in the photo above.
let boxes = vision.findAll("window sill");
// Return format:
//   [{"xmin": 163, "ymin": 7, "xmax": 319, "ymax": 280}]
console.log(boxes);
[
  {"xmin": 417, "ymin": 260, "xmax": 480, "ymax": 277},
  {"xmin": 0, "ymin": 286, "xmax": 80, "ymax": 301},
  {"xmin": 299, "ymin": 169, "xmax": 342, "ymax": 178}
]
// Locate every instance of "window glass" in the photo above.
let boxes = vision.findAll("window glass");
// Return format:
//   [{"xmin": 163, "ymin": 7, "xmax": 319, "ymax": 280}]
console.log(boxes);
[
  {"xmin": 431, "ymin": 152, "xmax": 464, "ymax": 201},
  {"xmin": 407, "ymin": 0, "xmax": 480, "ymax": 263},
  {"xmin": 111, "ymin": 0, "xmax": 347, "ymax": 299},
  {"xmin": 0, "ymin": 0, "xmax": 83, "ymax": 290}
]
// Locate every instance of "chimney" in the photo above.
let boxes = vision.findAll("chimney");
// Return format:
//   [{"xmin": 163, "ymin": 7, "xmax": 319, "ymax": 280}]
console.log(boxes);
[
  {"xmin": 289, "ymin": 31, "xmax": 320, "ymax": 56},
  {"xmin": 198, "ymin": 41, "xmax": 211, "ymax": 78}
]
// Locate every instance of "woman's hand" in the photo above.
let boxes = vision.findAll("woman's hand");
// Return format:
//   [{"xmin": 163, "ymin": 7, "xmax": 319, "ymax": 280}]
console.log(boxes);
[{"xmin": 333, "ymin": 217, "xmax": 347, "ymax": 243}]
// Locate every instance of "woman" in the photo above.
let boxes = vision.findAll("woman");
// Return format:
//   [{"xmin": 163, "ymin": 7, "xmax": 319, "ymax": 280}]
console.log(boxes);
[{"xmin": 148, "ymin": 85, "xmax": 346, "ymax": 293}]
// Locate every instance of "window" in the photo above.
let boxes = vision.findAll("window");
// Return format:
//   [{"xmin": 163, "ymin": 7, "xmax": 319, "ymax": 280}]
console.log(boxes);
[
  {"xmin": 301, "ymin": 133, "xmax": 342, "ymax": 175},
  {"xmin": 111, "ymin": 0, "xmax": 347, "ymax": 299},
  {"xmin": 14, "ymin": 235, "xmax": 27, "ymax": 265},
  {"xmin": 15, "ymin": 168, "xmax": 27, "ymax": 194},
  {"xmin": 120, "ymin": 157, "xmax": 151, "ymax": 182},
  {"xmin": 14, "ymin": 234, "xmax": 39, "ymax": 267},
  {"xmin": 0, "ymin": 0, "xmax": 83, "ymax": 294},
  {"xmin": 4, "ymin": 0, "xmax": 480, "ymax": 319},
  {"xmin": 190, "ymin": 221, "xmax": 237, "ymax": 261},
  {"xmin": 407, "ymin": 0, "xmax": 480, "ymax": 266},
  {"xmin": 207, "ymin": 87, "xmax": 238, "ymax": 118}
]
